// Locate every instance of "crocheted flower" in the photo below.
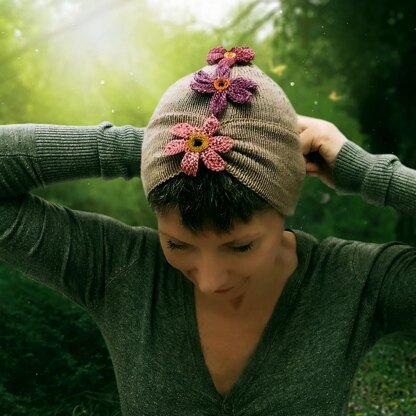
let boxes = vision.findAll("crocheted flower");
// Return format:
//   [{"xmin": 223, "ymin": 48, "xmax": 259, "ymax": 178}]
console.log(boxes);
[
  {"xmin": 190, "ymin": 63, "xmax": 257, "ymax": 116},
  {"xmin": 164, "ymin": 114, "xmax": 233, "ymax": 177},
  {"xmin": 206, "ymin": 46, "xmax": 255, "ymax": 66}
]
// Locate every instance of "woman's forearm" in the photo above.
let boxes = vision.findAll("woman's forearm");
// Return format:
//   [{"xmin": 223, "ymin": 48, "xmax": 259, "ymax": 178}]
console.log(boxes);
[
  {"xmin": 0, "ymin": 121, "xmax": 144, "ymax": 198},
  {"xmin": 333, "ymin": 140, "xmax": 416, "ymax": 216}
]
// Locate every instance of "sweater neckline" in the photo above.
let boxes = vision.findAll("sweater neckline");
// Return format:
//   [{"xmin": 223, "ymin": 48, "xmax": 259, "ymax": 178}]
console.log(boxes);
[{"xmin": 180, "ymin": 227, "xmax": 315, "ymax": 402}]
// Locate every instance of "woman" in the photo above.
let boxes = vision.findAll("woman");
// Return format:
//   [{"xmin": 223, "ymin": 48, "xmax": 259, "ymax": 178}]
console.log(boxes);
[{"xmin": 0, "ymin": 45, "xmax": 414, "ymax": 415}]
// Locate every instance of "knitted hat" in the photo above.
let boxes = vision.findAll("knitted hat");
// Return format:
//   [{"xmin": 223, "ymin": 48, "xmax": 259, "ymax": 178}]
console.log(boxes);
[{"xmin": 141, "ymin": 46, "xmax": 305, "ymax": 216}]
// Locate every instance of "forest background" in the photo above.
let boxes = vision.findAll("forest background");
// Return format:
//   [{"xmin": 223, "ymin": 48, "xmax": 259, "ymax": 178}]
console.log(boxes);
[{"xmin": 0, "ymin": 0, "xmax": 415, "ymax": 414}]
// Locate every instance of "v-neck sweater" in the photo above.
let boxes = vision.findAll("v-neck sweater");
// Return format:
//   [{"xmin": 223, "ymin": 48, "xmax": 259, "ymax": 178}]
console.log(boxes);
[{"xmin": 0, "ymin": 121, "xmax": 415, "ymax": 415}]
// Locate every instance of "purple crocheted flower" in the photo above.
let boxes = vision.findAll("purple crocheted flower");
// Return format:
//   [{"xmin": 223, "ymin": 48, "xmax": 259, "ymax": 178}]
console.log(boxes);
[
  {"xmin": 206, "ymin": 46, "xmax": 255, "ymax": 66},
  {"xmin": 164, "ymin": 114, "xmax": 233, "ymax": 177},
  {"xmin": 190, "ymin": 63, "xmax": 257, "ymax": 116}
]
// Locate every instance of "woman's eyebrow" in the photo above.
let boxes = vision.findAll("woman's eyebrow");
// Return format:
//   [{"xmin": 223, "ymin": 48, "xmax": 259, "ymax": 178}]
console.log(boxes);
[{"xmin": 158, "ymin": 230, "xmax": 261, "ymax": 245}]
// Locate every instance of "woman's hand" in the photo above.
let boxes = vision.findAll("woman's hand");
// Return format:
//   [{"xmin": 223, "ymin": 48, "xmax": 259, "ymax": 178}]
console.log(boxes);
[{"xmin": 297, "ymin": 114, "xmax": 349, "ymax": 189}]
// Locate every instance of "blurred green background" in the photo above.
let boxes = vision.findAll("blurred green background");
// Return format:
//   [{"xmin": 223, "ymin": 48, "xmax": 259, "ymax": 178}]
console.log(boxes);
[{"xmin": 0, "ymin": 0, "xmax": 415, "ymax": 414}]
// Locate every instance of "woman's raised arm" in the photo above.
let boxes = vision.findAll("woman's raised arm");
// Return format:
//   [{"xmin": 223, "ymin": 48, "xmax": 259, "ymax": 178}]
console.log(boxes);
[
  {"xmin": 0, "ymin": 121, "xmax": 152, "ymax": 312},
  {"xmin": 298, "ymin": 114, "xmax": 416, "ymax": 337},
  {"xmin": 0, "ymin": 121, "xmax": 143, "ymax": 197}
]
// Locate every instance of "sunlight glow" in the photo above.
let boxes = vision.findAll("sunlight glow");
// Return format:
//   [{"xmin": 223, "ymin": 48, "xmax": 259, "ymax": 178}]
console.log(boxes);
[
  {"xmin": 50, "ymin": 1, "xmax": 81, "ymax": 26},
  {"xmin": 34, "ymin": 0, "xmax": 278, "ymax": 121},
  {"xmin": 49, "ymin": 1, "xmax": 126, "ymax": 54},
  {"xmin": 146, "ymin": 0, "xmax": 246, "ymax": 28},
  {"xmin": 145, "ymin": 0, "xmax": 277, "ymax": 41}
]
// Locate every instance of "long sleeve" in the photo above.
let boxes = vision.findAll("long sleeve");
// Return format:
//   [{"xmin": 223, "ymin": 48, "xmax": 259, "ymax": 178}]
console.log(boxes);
[
  {"xmin": 0, "ymin": 122, "xmax": 150, "ymax": 312},
  {"xmin": 0, "ymin": 121, "xmax": 142, "ymax": 197},
  {"xmin": 332, "ymin": 140, "xmax": 416, "ymax": 216},
  {"xmin": 332, "ymin": 140, "xmax": 416, "ymax": 336}
]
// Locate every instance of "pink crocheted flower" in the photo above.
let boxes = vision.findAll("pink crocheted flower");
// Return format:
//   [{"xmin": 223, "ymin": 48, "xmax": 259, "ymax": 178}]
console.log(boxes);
[
  {"xmin": 206, "ymin": 46, "xmax": 255, "ymax": 66},
  {"xmin": 190, "ymin": 63, "xmax": 257, "ymax": 116},
  {"xmin": 164, "ymin": 114, "xmax": 233, "ymax": 177}
]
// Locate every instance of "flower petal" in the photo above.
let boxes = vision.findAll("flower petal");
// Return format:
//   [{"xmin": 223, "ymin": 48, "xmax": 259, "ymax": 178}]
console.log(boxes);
[
  {"xmin": 170, "ymin": 123, "xmax": 195, "ymax": 139},
  {"xmin": 220, "ymin": 56, "xmax": 237, "ymax": 66},
  {"xmin": 209, "ymin": 91, "xmax": 228, "ymax": 116},
  {"xmin": 231, "ymin": 47, "xmax": 255, "ymax": 63},
  {"xmin": 164, "ymin": 139, "xmax": 186, "ymax": 155},
  {"xmin": 181, "ymin": 151, "xmax": 200, "ymax": 176},
  {"xmin": 200, "ymin": 148, "xmax": 227, "ymax": 172},
  {"xmin": 215, "ymin": 63, "xmax": 231, "ymax": 79},
  {"xmin": 206, "ymin": 46, "xmax": 227, "ymax": 64},
  {"xmin": 202, "ymin": 114, "xmax": 220, "ymax": 136},
  {"xmin": 193, "ymin": 69, "xmax": 214, "ymax": 84},
  {"xmin": 231, "ymin": 77, "xmax": 258, "ymax": 91},
  {"xmin": 227, "ymin": 85, "xmax": 254, "ymax": 104},
  {"xmin": 209, "ymin": 136, "xmax": 233, "ymax": 153},
  {"xmin": 190, "ymin": 79, "xmax": 216, "ymax": 94}
]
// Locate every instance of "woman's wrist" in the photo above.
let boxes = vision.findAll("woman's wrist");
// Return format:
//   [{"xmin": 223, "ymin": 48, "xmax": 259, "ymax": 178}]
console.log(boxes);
[{"xmin": 332, "ymin": 140, "xmax": 379, "ymax": 195}]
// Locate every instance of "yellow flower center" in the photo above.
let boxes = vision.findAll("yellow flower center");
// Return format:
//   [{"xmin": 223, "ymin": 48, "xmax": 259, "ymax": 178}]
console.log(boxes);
[
  {"xmin": 213, "ymin": 77, "xmax": 231, "ymax": 92},
  {"xmin": 224, "ymin": 51, "xmax": 236, "ymax": 59},
  {"xmin": 186, "ymin": 132, "xmax": 210, "ymax": 152}
]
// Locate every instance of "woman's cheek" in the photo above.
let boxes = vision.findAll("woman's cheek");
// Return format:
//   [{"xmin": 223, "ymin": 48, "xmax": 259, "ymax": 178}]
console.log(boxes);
[
  {"xmin": 162, "ymin": 248, "xmax": 187, "ymax": 270},
  {"xmin": 246, "ymin": 254, "xmax": 267, "ymax": 274}
]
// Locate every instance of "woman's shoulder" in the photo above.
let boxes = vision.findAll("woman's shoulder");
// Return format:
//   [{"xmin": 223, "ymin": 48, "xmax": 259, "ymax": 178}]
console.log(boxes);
[{"xmin": 290, "ymin": 227, "xmax": 413, "ymax": 282}]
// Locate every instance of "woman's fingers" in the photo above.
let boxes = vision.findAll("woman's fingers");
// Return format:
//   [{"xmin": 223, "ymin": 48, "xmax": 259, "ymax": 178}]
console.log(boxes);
[
  {"xmin": 303, "ymin": 157, "xmax": 320, "ymax": 175},
  {"xmin": 298, "ymin": 126, "xmax": 322, "ymax": 158},
  {"xmin": 297, "ymin": 114, "xmax": 314, "ymax": 133},
  {"xmin": 297, "ymin": 115, "xmax": 327, "ymax": 156},
  {"xmin": 296, "ymin": 115, "xmax": 309, "ymax": 133},
  {"xmin": 296, "ymin": 114, "xmax": 350, "ymax": 188},
  {"xmin": 296, "ymin": 114, "xmax": 349, "ymax": 167}
]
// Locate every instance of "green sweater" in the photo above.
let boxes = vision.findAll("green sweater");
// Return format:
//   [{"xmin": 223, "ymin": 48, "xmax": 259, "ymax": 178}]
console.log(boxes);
[{"xmin": 0, "ymin": 122, "xmax": 415, "ymax": 415}]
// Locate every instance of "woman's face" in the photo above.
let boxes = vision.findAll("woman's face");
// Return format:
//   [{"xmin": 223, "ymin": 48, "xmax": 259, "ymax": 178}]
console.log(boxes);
[{"xmin": 156, "ymin": 207, "xmax": 290, "ymax": 309}]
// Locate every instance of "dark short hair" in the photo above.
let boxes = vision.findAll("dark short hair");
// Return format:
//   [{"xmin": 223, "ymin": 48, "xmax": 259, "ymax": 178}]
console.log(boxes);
[{"xmin": 147, "ymin": 163, "xmax": 275, "ymax": 235}]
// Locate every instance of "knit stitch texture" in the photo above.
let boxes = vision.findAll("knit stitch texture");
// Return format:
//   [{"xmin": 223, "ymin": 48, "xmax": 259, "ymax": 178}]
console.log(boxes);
[{"xmin": 141, "ymin": 58, "xmax": 305, "ymax": 216}]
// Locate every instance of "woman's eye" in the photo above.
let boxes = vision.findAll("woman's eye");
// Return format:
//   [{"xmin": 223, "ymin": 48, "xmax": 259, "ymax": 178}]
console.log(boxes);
[
  {"xmin": 167, "ymin": 241, "xmax": 186, "ymax": 250},
  {"xmin": 233, "ymin": 243, "xmax": 253, "ymax": 253},
  {"xmin": 166, "ymin": 240, "xmax": 253, "ymax": 253}
]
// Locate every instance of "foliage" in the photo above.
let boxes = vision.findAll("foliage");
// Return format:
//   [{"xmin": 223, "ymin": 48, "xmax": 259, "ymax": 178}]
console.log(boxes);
[
  {"xmin": 0, "ymin": 264, "xmax": 120, "ymax": 416},
  {"xmin": 349, "ymin": 334, "xmax": 416, "ymax": 415},
  {"xmin": 271, "ymin": 0, "xmax": 416, "ymax": 244}
]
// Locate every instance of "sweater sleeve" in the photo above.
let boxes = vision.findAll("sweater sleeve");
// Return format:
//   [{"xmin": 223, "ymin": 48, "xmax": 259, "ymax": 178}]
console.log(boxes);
[
  {"xmin": 332, "ymin": 140, "xmax": 416, "ymax": 216},
  {"xmin": 332, "ymin": 140, "xmax": 416, "ymax": 335},
  {"xmin": 0, "ymin": 121, "xmax": 148, "ymax": 312}
]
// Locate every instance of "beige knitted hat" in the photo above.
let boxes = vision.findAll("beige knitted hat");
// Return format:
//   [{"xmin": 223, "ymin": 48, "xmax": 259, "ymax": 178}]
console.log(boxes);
[{"xmin": 141, "ymin": 46, "xmax": 305, "ymax": 216}]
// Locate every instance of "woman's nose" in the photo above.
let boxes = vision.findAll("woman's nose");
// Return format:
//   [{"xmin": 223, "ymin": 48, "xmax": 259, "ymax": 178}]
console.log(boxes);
[{"xmin": 193, "ymin": 258, "xmax": 230, "ymax": 293}]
